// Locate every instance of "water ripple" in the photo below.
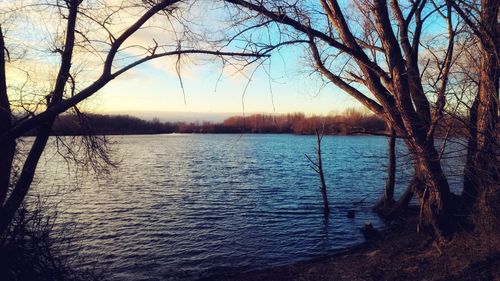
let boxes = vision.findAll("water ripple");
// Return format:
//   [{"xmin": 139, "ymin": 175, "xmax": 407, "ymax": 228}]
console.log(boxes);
[{"xmin": 32, "ymin": 134, "xmax": 464, "ymax": 280}]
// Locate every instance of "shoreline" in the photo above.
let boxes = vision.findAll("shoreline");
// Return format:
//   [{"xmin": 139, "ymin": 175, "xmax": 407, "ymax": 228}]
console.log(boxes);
[
  {"xmin": 33, "ymin": 132, "xmax": 390, "ymax": 137},
  {"xmin": 205, "ymin": 210, "xmax": 500, "ymax": 281}
]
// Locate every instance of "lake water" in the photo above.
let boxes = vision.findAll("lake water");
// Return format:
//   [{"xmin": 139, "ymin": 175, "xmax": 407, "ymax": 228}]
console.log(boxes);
[{"xmin": 31, "ymin": 134, "xmax": 464, "ymax": 280}]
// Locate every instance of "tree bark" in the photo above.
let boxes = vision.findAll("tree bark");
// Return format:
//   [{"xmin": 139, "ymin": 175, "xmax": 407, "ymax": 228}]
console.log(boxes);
[
  {"xmin": 460, "ymin": 0, "xmax": 499, "ymax": 232},
  {"xmin": 407, "ymin": 139, "xmax": 453, "ymax": 239},
  {"xmin": 0, "ymin": 122, "xmax": 52, "ymax": 235},
  {"xmin": 369, "ymin": 0, "xmax": 453, "ymax": 238},
  {"xmin": 473, "ymin": 42, "xmax": 499, "ymax": 231}
]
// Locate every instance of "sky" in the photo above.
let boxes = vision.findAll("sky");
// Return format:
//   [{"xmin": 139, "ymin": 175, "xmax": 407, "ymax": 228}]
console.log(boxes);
[
  {"xmin": 1, "ymin": 0, "xmax": 413, "ymax": 121},
  {"xmin": 91, "ymin": 46, "xmax": 363, "ymax": 120}
]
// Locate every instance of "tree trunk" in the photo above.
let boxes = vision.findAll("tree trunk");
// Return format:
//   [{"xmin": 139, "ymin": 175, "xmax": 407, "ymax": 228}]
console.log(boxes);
[
  {"xmin": 306, "ymin": 129, "xmax": 330, "ymax": 213},
  {"xmin": 394, "ymin": 173, "xmax": 417, "ymax": 211},
  {"xmin": 316, "ymin": 130, "xmax": 330, "ymax": 213},
  {"xmin": 461, "ymin": 0, "xmax": 499, "ymax": 233},
  {"xmin": 374, "ymin": 126, "xmax": 396, "ymax": 213},
  {"xmin": 464, "ymin": 44, "xmax": 499, "ymax": 205},
  {"xmin": 408, "ymin": 140, "xmax": 453, "ymax": 239},
  {"xmin": 0, "ymin": 25, "xmax": 15, "ymax": 207},
  {"xmin": 379, "ymin": 169, "xmax": 419, "ymax": 218},
  {"xmin": 0, "ymin": 140, "xmax": 15, "ymax": 206},
  {"xmin": 463, "ymin": 96, "xmax": 479, "ymax": 207},
  {"xmin": 0, "ymin": 121, "xmax": 52, "ymax": 236},
  {"xmin": 470, "ymin": 36, "xmax": 499, "ymax": 233}
]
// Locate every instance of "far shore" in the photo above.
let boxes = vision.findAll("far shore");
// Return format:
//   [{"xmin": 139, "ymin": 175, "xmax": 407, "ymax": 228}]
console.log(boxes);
[
  {"xmin": 25, "ymin": 111, "xmax": 463, "ymax": 137},
  {"xmin": 35, "ymin": 132, "xmax": 390, "ymax": 137}
]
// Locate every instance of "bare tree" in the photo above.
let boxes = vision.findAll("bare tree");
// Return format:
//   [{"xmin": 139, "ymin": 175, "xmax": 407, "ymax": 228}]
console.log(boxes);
[
  {"xmin": 0, "ymin": 0, "xmax": 266, "ymax": 236},
  {"xmin": 223, "ymin": 0, "xmax": 461, "ymax": 240},
  {"xmin": 224, "ymin": 0, "xmax": 500, "ymax": 239},
  {"xmin": 452, "ymin": 0, "xmax": 499, "ymax": 232}
]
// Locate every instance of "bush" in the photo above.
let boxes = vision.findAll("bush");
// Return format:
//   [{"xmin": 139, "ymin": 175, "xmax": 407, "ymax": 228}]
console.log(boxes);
[{"xmin": 0, "ymin": 199, "xmax": 106, "ymax": 281}]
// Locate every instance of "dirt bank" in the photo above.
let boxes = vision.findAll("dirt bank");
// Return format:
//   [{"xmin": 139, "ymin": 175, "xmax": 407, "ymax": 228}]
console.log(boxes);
[{"xmin": 205, "ymin": 211, "xmax": 500, "ymax": 281}]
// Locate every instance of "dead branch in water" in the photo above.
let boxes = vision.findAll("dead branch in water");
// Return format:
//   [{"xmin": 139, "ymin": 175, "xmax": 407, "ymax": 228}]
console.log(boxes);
[{"xmin": 306, "ymin": 128, "xmax": 330, "ymax": 213}]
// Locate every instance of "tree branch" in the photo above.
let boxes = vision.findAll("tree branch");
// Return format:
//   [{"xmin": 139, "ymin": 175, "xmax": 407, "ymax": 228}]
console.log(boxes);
[
  {"xmin": 225, "ymin": 0, "xmax": 391, "ymax": 83},
  {"xmin": 2, "ymin": 48, "xmax": 265, "ymax": 143},
  {"xmin": 50, "ymin": 0, "xmax": 80, "ymax": 105},
  {"xmin": 308, "ymin": 38, "xmax": 384, "ymax": 115},
  {"xmin": 0, "ymin": 25, "xmax": 10, "ymax": 123},
  {"xmin": 103, "ymin": 0, "xmax": 182, "ymax": 76},
  {"xmin": 112, "ymin": 49, "xmax": 270, "ymax": 78}
]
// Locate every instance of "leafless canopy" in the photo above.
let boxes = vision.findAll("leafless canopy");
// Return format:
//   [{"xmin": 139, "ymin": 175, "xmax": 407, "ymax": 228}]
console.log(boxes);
[
  {"xmin": 0, "ymin": 0, "xmax": 268, "ymax": 235},
  {"xmin": 222, "ymin": 0, "xmax": 498, "ymax": 239}
]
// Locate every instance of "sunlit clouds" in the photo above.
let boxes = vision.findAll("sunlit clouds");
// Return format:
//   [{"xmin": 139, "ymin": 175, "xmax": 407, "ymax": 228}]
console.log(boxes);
[{"xmin": 1, "ymin": 0, "xmax": 362, "ymax": 118}]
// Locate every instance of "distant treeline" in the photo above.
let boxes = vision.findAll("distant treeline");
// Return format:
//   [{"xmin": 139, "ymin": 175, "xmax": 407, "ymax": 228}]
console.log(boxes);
[
  {"xmin": 45, "ymin": 109, "xmax": 388, "ymax": 136},
  {"xmin": 219, "ymin": 110, "xmax": 386, "ymax": 134}
]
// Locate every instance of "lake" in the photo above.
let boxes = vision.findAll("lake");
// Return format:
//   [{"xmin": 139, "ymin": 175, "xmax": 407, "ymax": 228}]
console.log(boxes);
[{"xmin": 31, "ymin": 134, "xmax": 464, "ymax": 280}]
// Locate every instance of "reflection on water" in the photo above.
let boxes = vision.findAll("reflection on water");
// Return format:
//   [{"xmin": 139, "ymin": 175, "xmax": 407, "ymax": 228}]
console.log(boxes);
[{"xmin": 32, "ymin": 134, "xmax": 464, "ymax": 280}]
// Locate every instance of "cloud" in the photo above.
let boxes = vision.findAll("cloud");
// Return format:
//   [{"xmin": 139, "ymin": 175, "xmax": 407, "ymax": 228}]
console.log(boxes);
[{"xmin": 3, "ymin": 1, "xmax": 354, "ymax": 116}]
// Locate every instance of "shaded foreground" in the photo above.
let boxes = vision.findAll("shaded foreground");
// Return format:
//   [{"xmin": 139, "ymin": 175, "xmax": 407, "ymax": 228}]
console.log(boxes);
[{"xmin": 210, "ymin": 210, "xmax": 500, "ymax": 281}]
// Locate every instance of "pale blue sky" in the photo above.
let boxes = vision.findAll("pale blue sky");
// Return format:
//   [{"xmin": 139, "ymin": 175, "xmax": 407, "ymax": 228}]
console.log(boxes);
[
  {"xmin": 91, "ymin": 45, "xmax": 363, "ymax": 118},
  {"xmin": 3, "ymin": 0, "xmax": 450, "ymax": 120},
  {"xmin": 79, "ymin": 0, "xmax": 367, "ymax": 118}
]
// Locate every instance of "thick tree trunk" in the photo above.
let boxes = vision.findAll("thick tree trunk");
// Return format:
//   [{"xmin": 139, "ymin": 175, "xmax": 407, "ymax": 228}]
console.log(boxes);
[
  {"xmin": 470, "ymin": 41, "xmax": 499, "ymax": 233},
  {"xmin": 473, "ymin": 52, "xmax": 499, "ymax": 232},
  {"xmin": 371, "ymin": 0, "xmax": 453, "ymax": 238},
  {"xmin": 0, "ymin": 122, "xmax": 52, "ymax": 236},
  {"xmin": 0, "ymin": 140, "xmax": 15, "ymax": 206},
  {"xmin": 473, "ymin": 4, "xmax": 499, "ymax": 177},
  {"xmin": 408, "ymin": 140, "xmax": 453, "ymax": 239},
  {"xmin": 461, "ymin": 0, "xmax": 499, "ymax": 233},
  {"xmin": 0, "ymin": 25, "xmax": 14, "ymax": 207},
  {"xmin": 474, "ymin": 184, "xmax": 500, "ymax": 234},
  {"xmin": 464, "ymin": 46, "xmax": 499, "ymax": 205}
]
